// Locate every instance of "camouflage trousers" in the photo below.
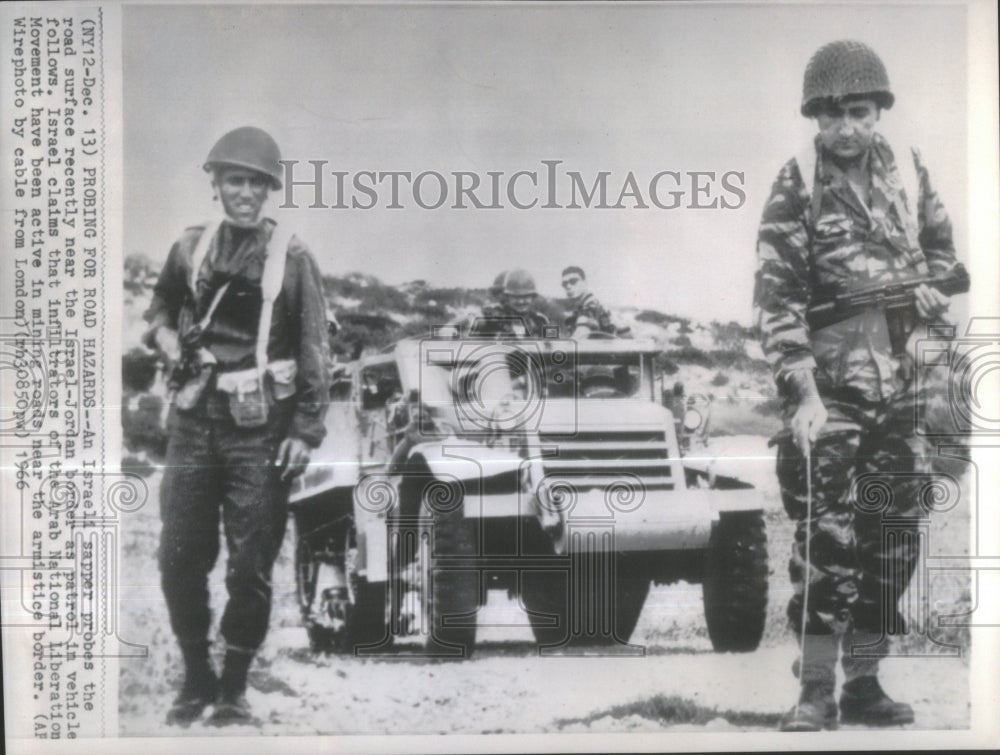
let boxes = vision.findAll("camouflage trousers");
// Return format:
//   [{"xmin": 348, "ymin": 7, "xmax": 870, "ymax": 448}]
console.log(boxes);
[{"xmin": 775, "ymin": 390, "xmax": 932, "ymax": 669}]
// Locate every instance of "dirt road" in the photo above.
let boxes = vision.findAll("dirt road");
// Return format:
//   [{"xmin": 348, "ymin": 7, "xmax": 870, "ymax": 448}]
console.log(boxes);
[
  {"xmin": 118, "ymin": 437, "xmax": 971, "ymax": 736},
  {"xmin": 120, "ymin": 584, "xmax": 968, "ymax": 736}
]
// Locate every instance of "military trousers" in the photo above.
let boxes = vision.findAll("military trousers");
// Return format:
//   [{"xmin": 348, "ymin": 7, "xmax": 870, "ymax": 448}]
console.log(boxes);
[
  {"xmin": 159, "ymin": 391, "xmax": 292, "ymax": 653},
  {"xmin": 775, "ymin": 391, "xmax": 932, "ymax": 663}
]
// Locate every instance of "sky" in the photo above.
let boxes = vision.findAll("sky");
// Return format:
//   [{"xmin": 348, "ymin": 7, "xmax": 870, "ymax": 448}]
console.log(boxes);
[{"xmin": 122, "ymin": 2, "xmax": 970, "ymax": 325}]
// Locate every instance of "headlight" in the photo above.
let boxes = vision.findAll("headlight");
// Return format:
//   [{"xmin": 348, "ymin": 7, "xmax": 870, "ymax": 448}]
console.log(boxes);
[{"xmin": 682, "ymin": 408, "xmax": 703, "ymax": 432}]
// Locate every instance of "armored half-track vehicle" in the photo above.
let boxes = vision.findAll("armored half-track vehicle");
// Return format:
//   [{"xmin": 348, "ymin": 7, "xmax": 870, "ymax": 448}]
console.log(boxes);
[{"xmin": 289, "ymin": 325, "xmax": 768, "ymax": 656}]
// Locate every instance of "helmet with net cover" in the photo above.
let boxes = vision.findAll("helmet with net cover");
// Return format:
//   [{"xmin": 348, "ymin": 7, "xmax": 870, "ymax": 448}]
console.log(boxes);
[{"xmin": 801, "ymin": 40, "xmax": 894, "ymax": 117}]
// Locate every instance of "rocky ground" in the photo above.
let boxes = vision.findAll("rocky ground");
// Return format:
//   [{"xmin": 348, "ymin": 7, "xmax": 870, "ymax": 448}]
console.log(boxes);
[{"xmin": 118, "ymin": 435, "xmax": 971, "ymax": 737}]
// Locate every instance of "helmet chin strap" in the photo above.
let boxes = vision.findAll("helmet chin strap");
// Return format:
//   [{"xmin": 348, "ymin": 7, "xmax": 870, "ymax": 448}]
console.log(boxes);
[
  {"xmin": 224, "ymin": 215, "xmax": 261, "ymax": 229},
  {"xmin": 219, "ymin": 210, "xmax": 271, "ymax": 230}
]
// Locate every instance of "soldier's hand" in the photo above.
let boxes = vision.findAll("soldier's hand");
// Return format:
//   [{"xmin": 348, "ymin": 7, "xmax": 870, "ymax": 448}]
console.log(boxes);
[
  {"xmin": 276, "ymin": 437, "xmax": 311, "ymax": 481},
  {"xmin": 791, "ymin": 397, "xmax": 827, "ymax": 454},
  {"xmin": 914, "ymin": 284, "xmax": 950, "ymax": 320},
  {"xmin": 152, "ymin": 325, "xmax": 181, "ymax": 365}
]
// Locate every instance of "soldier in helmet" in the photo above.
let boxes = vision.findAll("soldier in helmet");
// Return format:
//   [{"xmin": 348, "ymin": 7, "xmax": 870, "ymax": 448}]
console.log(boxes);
[
  {"xmin": 753, "ymin": 42, "xmax": 961, "ymax": 731},
  {"xmin": 143, "ymin": 127, "xmax": 330, "ymax": 726},
  {"xmin": 490, "ymin": 270, "xmax": 508, "ymax": 302},
  {"xmin": 462, "ymin": 269, "xmax": 552, "ymax": 338}
]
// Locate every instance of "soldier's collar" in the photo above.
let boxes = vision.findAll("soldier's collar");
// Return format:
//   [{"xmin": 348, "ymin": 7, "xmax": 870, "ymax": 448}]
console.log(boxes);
[
  {"xmin": 220, "ymin": 214, "xmax": 275, "ymax": 233},
  {"xmin": 819, "ymin": 147, "xmax": 871, "ymax": 182}
]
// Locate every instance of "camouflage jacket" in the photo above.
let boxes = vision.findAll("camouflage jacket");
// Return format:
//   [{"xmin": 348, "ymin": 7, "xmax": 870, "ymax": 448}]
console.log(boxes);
[
  {"xmin": 564, "ymin": 292, "xmax": 615, "ymax": 336},
  {"xmin": 753, "ymin": 133, "xmax": 958, "ymax": 404}
]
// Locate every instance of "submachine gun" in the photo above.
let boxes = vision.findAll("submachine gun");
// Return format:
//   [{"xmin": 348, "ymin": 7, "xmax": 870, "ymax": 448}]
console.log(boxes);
[{"xmin": 806, "ymin": 263, "xmax": 970, "ymax": 373}]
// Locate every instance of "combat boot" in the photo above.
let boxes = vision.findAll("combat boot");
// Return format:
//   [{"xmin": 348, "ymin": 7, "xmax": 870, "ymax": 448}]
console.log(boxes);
[
  {"xmin": 166, "ymin": 642, "xmax": 217, "ymax": 726},
  {"xmin": 780, "ymin": 633, "xmax": 840, "ymax": 732},
  {"xmin": 780, "ymin": 680, "xmax": 839, "ymax": 731},
  {"xmin": 207, "ymin": 648, "xmax": 255, "ymax": 727},
  {"xmin": 839, "ymin": 676, "xmax": 914, "ymax": 726}
]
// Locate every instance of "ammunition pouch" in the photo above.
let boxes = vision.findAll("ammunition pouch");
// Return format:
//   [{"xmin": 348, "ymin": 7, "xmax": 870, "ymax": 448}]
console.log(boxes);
[
  {"xmin": 267, "ymin": 358, "xmax": 298, "ymax": 401},
  {"xmin": 216, "ymin": 368, "xmax": 269, "ymax": 427},
  {"xmin": 215, "ymin": 359, "xmax": 298, "ymax": 427}
]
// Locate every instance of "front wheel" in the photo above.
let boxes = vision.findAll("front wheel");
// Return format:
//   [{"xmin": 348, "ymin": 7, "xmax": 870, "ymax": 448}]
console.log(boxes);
[
  {"xmin": 294, "ymin": 520, "xmax": 388, "ymax": 654},
  {"xmin": 294, "ymin": 534, "xmax": 337, "ymax": 652},
  {"xmin": 599, "ymin": 553, "xmax": 651, "ymax": 645},
  {"xmin": 425, "ymin": 481, "xmax": 478, "ymax": 657},
  {"xmin": 702, "ymin": 511, "xmax": 769, "ymax": 652},
  {"xmin": 343, "ymin": 523, "xmax": 389, "ymax": 654},
  {"xmin": 521, "ymin": 529, "xmax": 650, "ymax": 648},
  {"xmin": 568, "ymin": 549, "xmax": 650, "ymax": 647},
  {"xmin": 520, "ymin": 522, "xmax": 568, "ymax": 648}
]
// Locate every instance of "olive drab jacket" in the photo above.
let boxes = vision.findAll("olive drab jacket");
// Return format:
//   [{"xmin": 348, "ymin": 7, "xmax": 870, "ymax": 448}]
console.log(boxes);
[
  {"xmin": 145, "ymin": 219, "xmax": 330, "ymax": 447},
  {"xmin": 753, "ymin": 132, "xmax": 958, "ymax": 404}
]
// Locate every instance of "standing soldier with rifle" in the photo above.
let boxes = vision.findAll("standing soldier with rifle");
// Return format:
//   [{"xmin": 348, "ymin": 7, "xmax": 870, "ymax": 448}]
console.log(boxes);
[
  {"xmin": 753, "ymin": 41, "xmax": 965, "ymax": 731},
  {"xmin": 143, "ymin": 127, "xmax": 330, "ymax": 727}
]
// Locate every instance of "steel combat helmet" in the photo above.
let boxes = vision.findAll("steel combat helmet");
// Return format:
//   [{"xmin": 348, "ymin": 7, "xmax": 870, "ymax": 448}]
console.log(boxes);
[
  {"xmin": 500, "ymin": 269, "xmax": 537, "ymax": 297},
  {"xmin": 203, "ymin": 126, "xmax": 283, "ymax": 190},
  {"xmin": 490, "ymin": 271, "xmax": 508, "ymax": 298},
  {"xmin": 801, "ymin": 40, "xmax": 894, "ymax": 117}
]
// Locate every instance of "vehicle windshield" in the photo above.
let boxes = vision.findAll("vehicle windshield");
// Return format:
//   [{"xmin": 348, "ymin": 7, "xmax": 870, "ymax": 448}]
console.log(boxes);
[
  {"xmin": 419, "ymin": 344, "xmax": 652, "ymax": 406},
  {"xmin": 558, "ymin": 351, "xmax": 649, "ymax": 400}
]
